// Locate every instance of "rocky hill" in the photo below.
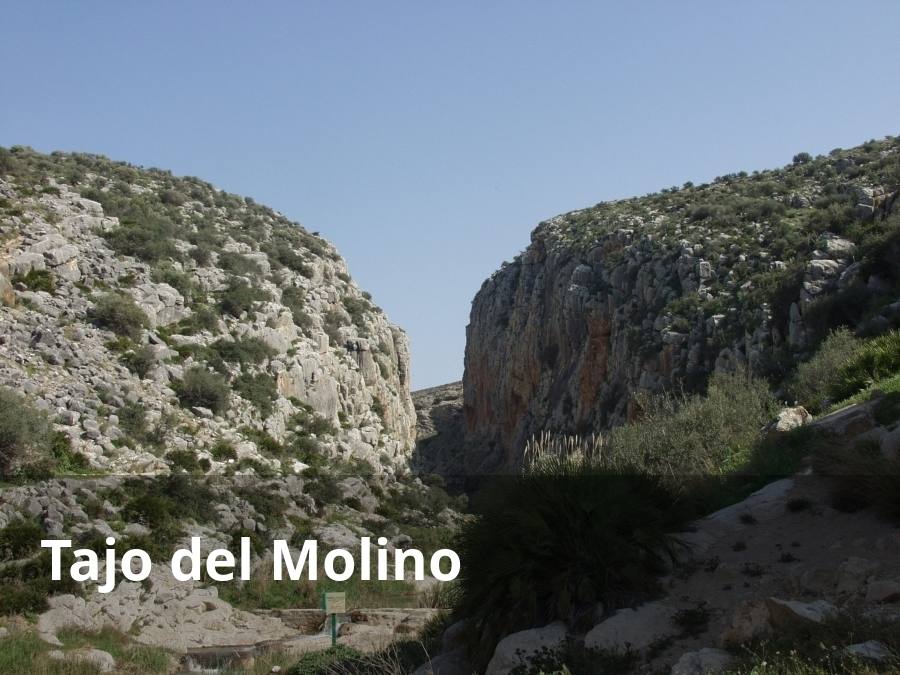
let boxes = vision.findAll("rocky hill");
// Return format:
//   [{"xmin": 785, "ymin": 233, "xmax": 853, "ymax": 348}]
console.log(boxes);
[
  {"xmin": 464, "ymin": 136, "xmax": 900, "ymax": 471},
  {"xmin": 0, "ymin": 147, "xmax": 470, "ymax": 669},
  {"xmin": 0, "ymin": 146, "xmax": 415, "ymax": 476}
]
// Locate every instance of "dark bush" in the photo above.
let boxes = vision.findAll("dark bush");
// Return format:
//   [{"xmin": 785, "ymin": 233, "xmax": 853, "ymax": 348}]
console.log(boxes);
[
  {"xmin": 103, "ymin": 220, "xmax": 180, "ymax": 263},
  {"xmin": 0, "ymin": 519, "xmax": 43, "ymax": 561},
  {"xmin": 174, "ymin": 367, "xmax": 230, "ymax": 414},
  {"xmin": 151, "ymin": 262, "xmax": 196, "ymax": 301},
  {"xmin": 121, "ymin": 344, "xmax": 156, "ymax": 379},
  {"xmin": 89, "ymin": 293, "xmax": 149, "ymax": 340},
  {"xmin": 455, "ymin": 464, "xmax": 686, "ymax": 668},
  {"xmin": 12, "ymin": 269, "xmax": 54, "ymax": 293},
  {"xmin": 219, "ymin": 279, "xmax": 270, "ymax": 317},
  {"xmin": 219, "ymin": 251, "xmax": 262, "ymax": 276},
  {"xmin": 0, "ymin": 388, "xmax": 51, "ymax": 477},
  {"xmin": 210, "ymin": 440, "xmax": 237, "ymax": 461},
  {"xmin": 290, "ymin": 407, "xmax": 337, "ymax": 437},
  {"xmin": 210, "ymin": 336, "xmax": 275, "ymax": 366},
  {"xmin": 234, "ymin": 372, "xmax": 278, "ymax": 417},
  {"xmin": 159, "ymin": 189, "xmax": 187, "ymax": 206},
  {"xmin": 118, "ymin": 401, "xmax": 148, "ymax": 440},
  {"xmin": 172, "ymin": 304, "xmax": 220, "ymax": 335},
  {"xmin": 166, "ymin": 450, "xmax": 205, "ymax": 474},
  {"xmin": 342, "ymin": 296, "xmax": 370, "ymax": 329}
]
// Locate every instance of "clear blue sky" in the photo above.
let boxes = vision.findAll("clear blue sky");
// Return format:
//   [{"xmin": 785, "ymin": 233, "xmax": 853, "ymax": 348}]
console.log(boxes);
[{"xmin": 2, "ymin": 2, "xmax": 899, "ymax": 388}]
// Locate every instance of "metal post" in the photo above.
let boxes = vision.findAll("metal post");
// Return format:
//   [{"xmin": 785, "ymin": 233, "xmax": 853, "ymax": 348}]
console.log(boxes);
[{"xmin": 331, "ymin": 612, "xmax": 337, "ymax": 647}]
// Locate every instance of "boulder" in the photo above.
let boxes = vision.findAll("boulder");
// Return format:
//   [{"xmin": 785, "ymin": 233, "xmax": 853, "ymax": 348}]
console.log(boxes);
[
  {"xmin": 585, "ymin": 602, "xmax": 675, "ymax": 653},
  {"xmin": 671, "ymin": 648, "xmax": 733, "ymax": 675},
  {"xmin": 765, "ymin": 598, "xmax": 838, "ymax": 629},
  {"xmin": 765, "ymin": 406, "xmax": 812, "ymax": 436},
  {"xmin": 48, "ymin": 648, "xmax": 116, "ymax": 673},
  {"xmin": 413, "ymin": 648, "xmax": 469, "ymax": 675},
  {"xmin": 43, "ymin": 244, "xmax": 79, "ymax": 266},
  {"xmin": 485, "ymin": 622, "xmax": 567, "ymax": 675},
  {"xmin": 0, "ymin": 272, "xmax": 14, "ymax": 306},
  {"xmin": 836, "ymin": 557, "xmax": 881, "ymax": 595},
  {"xmin": 844, "ymin": 641, "xmax": 893, "ymax": 663},
  {"xmin": 865, "ymin": 580, "xmax": 900, "ymax": 605},
  {"xmin": 720, "ymin": 600, "xmax": 771, "ymax": 647}
]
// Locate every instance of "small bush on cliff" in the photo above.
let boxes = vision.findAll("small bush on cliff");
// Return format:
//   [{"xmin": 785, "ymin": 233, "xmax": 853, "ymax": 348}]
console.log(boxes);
[
  {"xmin": 828, "ymin": 330, "xmax": 900, "ymax": 403},
  {"xmin": 12, "ymin": 269, "xmax": 54, "ymax": 293},
  {"xmin": 219, "ymin": 278, "xmax": 270, "ymax": 317},
  {"xmin": 0, "ymin": 388, "xmax": 51, "ymax": 477},
  {"xmin": 121, "ymin": 344, "xmax": 156, "ymax": 379},
  {"xmin": 210, "ymin": 336, "xmax": 275, "ymax": 366},
  {"xmin": 103, "ymin": 218, "xmax": 180, "ymax": 263},
  {"xmin": 234, "ymin": 372, "xmax": 278, "ymax": 417},
  {"xmin": 173, "ymin": 366, "xmax": 230, "ymax": 414},
  {"xmin": 89, "ymin": 292, "xmax": 149, "ymax": 340},
  {"xmin": 0, "ymin": 519, "xmax": 43, "ymax": 561},
  {"xmin": 788, "ymin": 328, "xmax": 861, "ymax": 412}
]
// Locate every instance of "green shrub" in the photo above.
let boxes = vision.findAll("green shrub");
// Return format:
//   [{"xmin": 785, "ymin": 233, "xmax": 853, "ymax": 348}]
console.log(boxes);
[
  {"xmin": 119, "ymin": 476, "xmax": 216, "ymax": 559},
  {"xmin": 121, "ymin": 344, "xmax": 156, "ymax": 379},
  {"xmin": 12, "ymin": 269, "xmax": 54, "ymax": 293},
  {"xmin": 788, "ymin": 328, "xmax": 861, "ymax": 412},
  {"xmin": 210, "ymin": 440, "xmax": 237, "ymax": 461},
  {"xmin": 118, "ymin": 401, "xmax": 148, "ymax": 439},
  {"xmin": 0, "ymin": 549, "xmax": 83, "ymax": 614},
  {"xmin": 342, "ymin": 295, "xmax": 370, "ymax": 329},
  {"xmin": 103, "ymin": 220, "xmax": 180, "ymax": 263},
  {"xmin": 0, "ymin": 519, "xmax": 43, "ymax": 561},
  {"xmin": 0, "ymin": 388, "xmax": 51, "ymax": 477},
  {"xmin": 264, "ymin": 240, "xmax": 313, "ymax": 276},
  {"xmin": 828, "ymin": 331, "xmax": 900, "ymax": 403},
  {"xmin": 607, "ymin": 370, "xmax": 777, "ymax": 478},
  {"xmin": 323, "ymin": 310, "xmax": 345, "ymax": 346},
  {"xmin": 88, "ymin": 292, "xmax": 149, "ymax": 340},
  {"xmin": 159, "ymin": 188, "xmax": 187, "ymax": 206},
  {"xmin": 173, "ymin": 367, "xmax": 230, "ymax": 414},
  {"xmin": 151, "ymin": 262, "xmax": 196, "ymax": 301},
  {"xmin": 291, "ymin": 407, "xmax": 337, "ymax": 437},
  {"xmin": 219, "ymin": 278, "xmax": 270, "ymax": 317},
  {"xmin": 303, "ymin": 467, "xmax": 342, "ymax": 509},
  {"xmin": 234, "ymin": 372, "xmax": 278, "ymax": 417},
  {"xmin": 48, "ymin": 431, "xmax": 89, "ymax": 474},
  {"xmin": 281, "ymin": 286, "xmax": 314, "ymax": 331},
  {"xmin": 218, "ymin": 251, "xmax": 262, "ymax": 276},
  {"xmin": 166, "ymin": 450, "xmax": 205, "ymax": 474},
  {"xmin": 210, "ymin": 336, "xmax": 275, "ymax": 365},
  {"xmin": 242, "ymin": 427, "xmax": 284, "ymax": 455}
]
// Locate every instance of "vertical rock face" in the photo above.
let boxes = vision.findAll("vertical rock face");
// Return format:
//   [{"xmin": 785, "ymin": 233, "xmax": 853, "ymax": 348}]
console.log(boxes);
[{"xmin": 464, "ymin": 137, "xmax": 900, "ymax": 472}]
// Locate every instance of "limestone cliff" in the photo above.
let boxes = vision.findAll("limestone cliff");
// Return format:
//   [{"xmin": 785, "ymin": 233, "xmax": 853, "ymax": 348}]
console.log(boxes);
[
  {"xmin": 464, "ymin": 137, "xmax": 900, "ymax": 471},
  {"xmin": 0, "ymin": 146, "xmax": 415, "ymax": 475}
]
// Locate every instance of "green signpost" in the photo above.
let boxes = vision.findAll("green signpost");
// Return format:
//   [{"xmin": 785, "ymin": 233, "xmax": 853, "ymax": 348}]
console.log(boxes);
[{"xmin": 322, "ymin": 592, "xmax": 346, "ymax": 647}]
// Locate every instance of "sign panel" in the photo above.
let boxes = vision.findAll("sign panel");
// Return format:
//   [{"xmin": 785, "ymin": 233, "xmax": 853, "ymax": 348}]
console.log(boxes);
[{"xmin": 323, "ymin": 592, "xmax": 346, "ymax": 615}]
